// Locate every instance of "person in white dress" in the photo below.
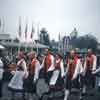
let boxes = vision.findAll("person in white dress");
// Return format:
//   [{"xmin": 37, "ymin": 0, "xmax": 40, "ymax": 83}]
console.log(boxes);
[
  {"xmin": 8, "ymin": 51, "xmax": 28, "ymax": 100},
  {"xmin": 0, "ymin": 56, "xmax": 4, "ymax": 99}
]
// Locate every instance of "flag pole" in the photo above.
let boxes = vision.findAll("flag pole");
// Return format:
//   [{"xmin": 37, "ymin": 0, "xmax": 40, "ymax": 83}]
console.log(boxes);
[
  {"xmin": 31, "ymin": 22, "xmax": 34, "ymax": 51},
  {"xmin": 18, "ymin": 16, "xmax": 22, "ymax": 52},
  {"xmin": 25, "ymin": 18, "xmax": 28, "ymax": 52},
  {"xmin": 18, "ymin": 39, "xmax": 21, "ymax": 52},
  {"xmin": 36, "ymin": 22, "xmax": 40, "ymax": 54},
  {"xmin": 25, "ymin": 42, "xmax": 27, "ymax": 52}
]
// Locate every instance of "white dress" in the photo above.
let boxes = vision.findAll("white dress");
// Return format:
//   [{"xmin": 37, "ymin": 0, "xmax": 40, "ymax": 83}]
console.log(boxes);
[
  {"xmin": 49, "ymin": 59, "xmax": 65, "ymax": 86},
  {"xmin": 8, "ymin": 59, "xmax": 28, "ymax": 91},
  {"xmin": 0, "ymin": 58, "xmax": 4, "ymax": 80}
]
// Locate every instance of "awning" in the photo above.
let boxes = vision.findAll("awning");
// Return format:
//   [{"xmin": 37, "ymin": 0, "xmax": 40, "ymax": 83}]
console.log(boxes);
[
  {"xmin": 0, "ymin": 44, "xmax": 5, "ymax": 49},
  {"xmin": 1, "ymin": 41, "xmax": 49, "ymax": 49}
]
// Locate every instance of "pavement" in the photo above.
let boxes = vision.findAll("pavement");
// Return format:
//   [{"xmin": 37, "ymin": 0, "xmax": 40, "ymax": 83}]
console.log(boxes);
[{"xmin": 1, "ymin": 81, "xmax": 100, "ymax": 100}]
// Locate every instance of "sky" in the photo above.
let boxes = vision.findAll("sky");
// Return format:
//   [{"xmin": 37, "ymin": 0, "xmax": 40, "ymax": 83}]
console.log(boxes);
[{"xmin": 0, "ymin": 0, "xmax": 100, "ymax": 41}]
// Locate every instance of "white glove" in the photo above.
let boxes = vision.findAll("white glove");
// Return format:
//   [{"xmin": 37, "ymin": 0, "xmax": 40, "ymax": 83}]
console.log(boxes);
[
  {"xmin": 34, "ymin": 78, "xmax": 37, "ymax": 83},
  {"xmin": 11, "ymin": 71, "xmax": 16, "ymax": 75}
]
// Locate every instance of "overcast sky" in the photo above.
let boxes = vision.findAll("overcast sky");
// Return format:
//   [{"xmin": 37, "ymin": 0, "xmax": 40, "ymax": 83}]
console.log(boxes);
[{"xmin": 0, "ymin": 0, "xmax": 100, "ymax": 41}]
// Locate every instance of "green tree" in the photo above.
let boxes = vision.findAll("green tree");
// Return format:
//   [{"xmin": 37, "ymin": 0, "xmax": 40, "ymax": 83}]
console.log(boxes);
[{"xmin": 75, "ymin": 34, "xmax": 98, "ymax": 51}]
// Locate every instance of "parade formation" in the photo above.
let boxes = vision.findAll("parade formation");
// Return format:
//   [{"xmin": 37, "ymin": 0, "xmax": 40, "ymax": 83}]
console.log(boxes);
[{"xmin": 0, "ymin": 47, "xmax": 100, "ymax": 100}]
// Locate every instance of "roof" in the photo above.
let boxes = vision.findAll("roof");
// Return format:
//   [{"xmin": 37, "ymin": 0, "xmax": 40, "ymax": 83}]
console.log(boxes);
[
  {"xmin": 0, "ymin": 33, "xmax": 12, "ymax": 40},
  {"xmin": 1, "ymin": 41, "xmax": 49, "ymax": 49}
]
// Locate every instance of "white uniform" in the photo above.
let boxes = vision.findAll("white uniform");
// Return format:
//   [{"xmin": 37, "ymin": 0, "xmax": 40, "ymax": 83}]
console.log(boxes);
[
  {"xmin": 0, "ymin": 58, "xmax": 4, "ymax": 80},
  {"xmin": 50, "ymin": 59, "xmax": 65, "ymax": 86},
  {"xmin": 64, "ymin": 58, "xmax": 83, "ymax": 100},
  {"xmin": 8, "ymin": 59, "xmax": 28, "ymax": 91},
  {"xmin": 41, "ymin": 54, "xmax": 55, "ymax": 72},
  {"xmin": 83, "ymin": 54, "xmax": 97, "ymax": 73},
  {"xmin": 66, "ymin": 59, "xmax": 83, "ymax": 80}
]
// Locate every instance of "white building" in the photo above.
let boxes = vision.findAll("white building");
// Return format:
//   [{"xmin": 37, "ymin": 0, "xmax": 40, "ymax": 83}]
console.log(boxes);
[{"xmin": 0, "ymin": 33, "xmax": 48, "ymax": 55}]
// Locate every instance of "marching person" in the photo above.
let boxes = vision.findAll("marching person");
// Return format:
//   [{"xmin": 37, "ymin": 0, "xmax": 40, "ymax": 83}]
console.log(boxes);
[
  {"xmin": 92, "ymin": 54, "xmax": 100, "ymax": 90},
  {"xmin": 8, "ymin": 51, "xmax": 28, "ymax": 100},
  {"xmin": 41, "ymin": 48, "xmax": 55, "ymax": 85},
  {"xmin": 92, "ymin": 65, "xmax": 100, "ymax": 90},
  {"xmin": 23, "ymin": 51, "xmax": 41, "ymax": 100},
  {"xmin": 0, "ymin": 54, "xmax": 4, "ymax": 99},
  {"xmin": 82, "ymin": 49, "xmax": 97, "ymax": 95},
  {"xmin": 49, "ymin": 53, "xmax": 65, "ymax": 91},
  {"xmin": 64, "ymin": 50, "xmax": 83, "ymax": 100}
]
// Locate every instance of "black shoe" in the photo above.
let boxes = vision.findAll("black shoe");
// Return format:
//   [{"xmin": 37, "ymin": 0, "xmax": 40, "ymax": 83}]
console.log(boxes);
[
  {"xmin": 80, "ymin": 98, "xmax": 83, "ymax": 100},
  {"xmin": 89, "ymin": 93, "xmax": 94, "ymax": 96},
  {"xmin": 22, "ymin": 97, "xmax": 26, "ymax": 100},
  {"xmin": 81, "ymin": 92, "xmax": 87, "ymax": 96},
  {"xmin": 0, "ymin": 95, "xmax": 2, "ymax": 98},
  {"xmin": 11, "ymin": 98, "xmax": 15, "ymax": 100}
]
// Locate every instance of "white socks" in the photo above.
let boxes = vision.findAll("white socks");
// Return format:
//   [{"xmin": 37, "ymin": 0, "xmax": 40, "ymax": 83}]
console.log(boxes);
[
  {"xmin": 82, "ymin": 85, "xmax": 86, "ymax": 94},
  {"xmin": 64, "ymin": 90, "xmax": 69, "ymax": 100}
]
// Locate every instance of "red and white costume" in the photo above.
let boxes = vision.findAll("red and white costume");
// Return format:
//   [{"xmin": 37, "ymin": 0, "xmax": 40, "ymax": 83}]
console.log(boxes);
[
  {"xmin": 83, "ymin": 53, "xmax": 97, "ymax": 89},
  {"xmin": 23, "ymin": 58, "xmax": 40, "ymax": 93},
  {"xmin": 41, "ymin": 54, "xmax": 55, "ymax": 72},
  {"xmin": 84, "ymin": 54, "xmax": 97, "ymax": 73},
  {"xmin": 64, "ymin": 56, "xmax": 83, "ymax": 100},
  {"xmin": 66, "ymin": 56, "xmax": 83, "ymax": 81},
  {"xmin": 29, "ymin": 58, "xmax": 40, "ymax": 82},
  {"xmin": 40, "ymin": 53, "xmax": 55, "ymax": 84},
  {"xmin": 8, "ymin": 59, "xmax": 28, "ymax": 91},
  {"xmin": 49, "ymin": 58, "xmax": 65, "ymax": 87}
]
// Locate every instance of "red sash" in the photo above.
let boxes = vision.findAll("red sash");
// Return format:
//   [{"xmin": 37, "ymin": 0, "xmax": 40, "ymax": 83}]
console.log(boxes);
[
  {"xmin": 29, "ymin": 59, "xmax": 37, "ymax": 74},
  {"xmin": 44, "ymin": 54, "xmax": 52, "ymax": 72},
  {"xmin": 17, "ymin": 59, "xmax": 24, "ymax": 71},
  {"xmin": 55, "ymin": 59, "xmax": 61, "ymax": 70},
  {"xmin": 86, "ymin": 55, "xmax": 94, "ymax": 71},
  {"xmin": 67, "ymin": 57, "xmax": 78, "ymax": 79}
]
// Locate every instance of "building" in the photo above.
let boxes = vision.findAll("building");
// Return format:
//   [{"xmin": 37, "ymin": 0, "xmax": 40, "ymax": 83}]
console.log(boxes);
[
  {"xmin": 0, "ymin": 33, "xmax": 49, "ymax": 55},
  {"xmin": 0, "ymin": 33, "xmax": 12, "ymax": 42}
]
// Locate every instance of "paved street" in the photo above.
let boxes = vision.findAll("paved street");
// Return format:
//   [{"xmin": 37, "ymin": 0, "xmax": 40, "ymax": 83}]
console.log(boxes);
[{"xmin": 1, "ymin": 81, "xmax": 100, "ymax": 100}]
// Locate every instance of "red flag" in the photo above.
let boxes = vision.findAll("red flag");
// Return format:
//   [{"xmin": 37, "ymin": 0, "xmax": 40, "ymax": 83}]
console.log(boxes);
[
  {"xmin": 19, "ymin": 24, "xmax": 21, "ymax": 37},
  {"xmin": 18, "ymin": 17, "xmax": 21, "ymax": 37},
  {"xmin": 25, "ymin": 23, "xmax": 28, "ymax": 39},
  {"xmin": 30, "ymin": 24, "xmax": 34, "ymax": 39}
]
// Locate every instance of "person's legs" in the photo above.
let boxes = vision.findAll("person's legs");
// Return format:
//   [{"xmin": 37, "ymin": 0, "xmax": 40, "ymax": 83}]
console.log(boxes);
[
  {"xmin": 22, "ymin": 91, "xmax": 26, "ymax": 100},
  {"xmin": 64, "ymin": 76, "xmax": 71, "ymax": 100},
  {"xmin": 0, "ymin": 80, "xmax": 2, "ymax": 98},
  {"xmin": 28, "ymin": 93, "xmax": 34, "ymax": 100},
  {"xmin": 64, "ymin": 89, "xmax": 70, "ymax": 100},
  {"xmin": 80, "ymin": 75, "xmax": 87, "ymax": 96},
  {"xmin": 91, "ymin": 75, "xmax": 96, "ymax": 89},
  {"xmin": 45, "ymin": 71, "xmax": 53, "ymax": 84},
  {"xmin": 11, "ymin": 91, "xmax": 15, "ymax": 100}
]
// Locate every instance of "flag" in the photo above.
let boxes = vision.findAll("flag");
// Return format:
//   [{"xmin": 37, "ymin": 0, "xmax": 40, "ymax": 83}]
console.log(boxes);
[
  {"xmin": 0, "ymin": 18, "xmax": 1, "ymax": 29},
  {"xmin": 25, "ymin": 23, "xmax": 28, "ymax": 39},
  {"xmin": 58, "ymin": 33, "xmax": 61, "ymax": 50},
  {"xmin": 18, "ymin": 17, "xmax": 21, "ymax": 38},
  {"xmin": 58, "ymin": 33, "xmax": 61, "ymax": 41},
  {"xmin": 30, "ymin": 24, "xmax": 34, "ymax": 39}
]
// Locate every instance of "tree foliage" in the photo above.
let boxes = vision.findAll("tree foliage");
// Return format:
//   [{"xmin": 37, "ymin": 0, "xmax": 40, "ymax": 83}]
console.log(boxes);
[{"xmin": 74, "ymin": 34, "xmax": 98, "ymax": 51}]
